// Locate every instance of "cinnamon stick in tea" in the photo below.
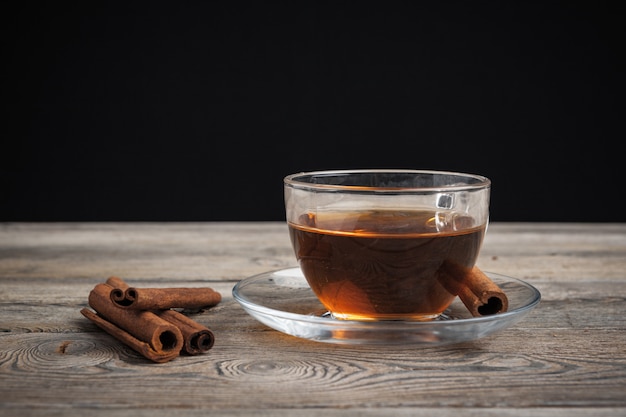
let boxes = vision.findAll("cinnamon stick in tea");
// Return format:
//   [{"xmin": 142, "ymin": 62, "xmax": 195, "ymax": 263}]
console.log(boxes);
[
  {"xmin": 83, "ymin": 282, "xmax": 184, "ymax": 363},
  {"xmin": 438, "ymin": 263, "xmax": 509, "ymax": 317}
]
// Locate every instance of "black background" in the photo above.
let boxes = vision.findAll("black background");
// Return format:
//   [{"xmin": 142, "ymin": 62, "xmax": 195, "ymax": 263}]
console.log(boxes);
[{"xmin": 4, "ymin": 1, "xmax": 624, "ymax": 222}]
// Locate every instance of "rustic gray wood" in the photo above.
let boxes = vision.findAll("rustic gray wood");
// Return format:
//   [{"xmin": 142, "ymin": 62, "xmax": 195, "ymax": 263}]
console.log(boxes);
[{"xmin": 1, "ymin": 222, "xmax": 625, "ymax": 417}]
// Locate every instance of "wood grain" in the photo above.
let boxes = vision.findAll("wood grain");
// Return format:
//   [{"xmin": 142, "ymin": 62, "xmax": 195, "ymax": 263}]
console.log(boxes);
[{"xmin": 1, "ymin": 222, "xmax": 625, "ymax": 416}]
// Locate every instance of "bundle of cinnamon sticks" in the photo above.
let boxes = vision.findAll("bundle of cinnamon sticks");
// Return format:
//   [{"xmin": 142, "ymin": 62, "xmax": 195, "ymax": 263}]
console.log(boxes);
[{"xmin": 81, "ymin": 276, "xmax": 221, "ymax": 363}]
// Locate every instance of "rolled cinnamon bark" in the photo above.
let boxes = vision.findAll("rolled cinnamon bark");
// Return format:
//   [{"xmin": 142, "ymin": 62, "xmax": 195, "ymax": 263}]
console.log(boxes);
[
  {"xmin": 438, "ymin": 264, "xmax": 509, "ymax": 317},
  {"xmin": 81, "ymin": 308, "xmax": 180, "ymax": 363},
  {"xmin": 105, "ymin": 276, "xmax": 222, "ymax": 310},
  {"xmin": 106, "ymin": 276, "xmax": 131, "ymax": 306},
  {"xmin": 84, "ymin": 283, "xmax": 184, "ymax": 362},
  {"xmin": 156, "ymin": 309, "xmax": 215, "ymax": 355},
  {"xmin": 120, "ymin": 287, "xmax": 222, "ymax": 311}
]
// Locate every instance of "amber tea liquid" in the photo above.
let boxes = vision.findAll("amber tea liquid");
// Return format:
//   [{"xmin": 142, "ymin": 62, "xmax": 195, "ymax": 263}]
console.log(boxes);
[{"xmin": 288, "ymin": 209, "xmax": 486, "ymax": 320}]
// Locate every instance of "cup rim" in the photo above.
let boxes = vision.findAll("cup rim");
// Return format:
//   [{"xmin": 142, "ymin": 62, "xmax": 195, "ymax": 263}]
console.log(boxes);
[{"xmin": 284, "ymin": 169, "xmax": 491, "ymax": 193}]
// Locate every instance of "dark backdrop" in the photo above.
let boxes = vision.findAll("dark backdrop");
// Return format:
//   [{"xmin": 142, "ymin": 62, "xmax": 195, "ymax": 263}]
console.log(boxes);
[{"xmin": 4, "ymin": 1, "xmax": 624, "ymax": 222}]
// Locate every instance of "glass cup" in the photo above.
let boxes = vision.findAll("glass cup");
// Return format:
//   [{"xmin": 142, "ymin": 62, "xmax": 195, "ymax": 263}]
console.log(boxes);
[{"xmin": 284, "ymin": 169, "xmax": 491, "ymax": 321}]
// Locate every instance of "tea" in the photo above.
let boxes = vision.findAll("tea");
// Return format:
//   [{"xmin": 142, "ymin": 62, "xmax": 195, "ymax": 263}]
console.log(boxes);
[{"xmin": 288, "ymin": 209, "xmax": 486, "ymax": 320}]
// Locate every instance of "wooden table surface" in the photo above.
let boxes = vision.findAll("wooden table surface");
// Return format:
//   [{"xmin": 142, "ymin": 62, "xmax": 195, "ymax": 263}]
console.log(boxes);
[{"xmin": 1, "ymin": 222, "xmax": 625, "ymax": 417}]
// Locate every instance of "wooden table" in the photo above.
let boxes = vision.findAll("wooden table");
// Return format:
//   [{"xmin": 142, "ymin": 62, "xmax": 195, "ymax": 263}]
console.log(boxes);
[{"xmin": 1, "ymin": 222, "xmax": 625, "ymax": 417}]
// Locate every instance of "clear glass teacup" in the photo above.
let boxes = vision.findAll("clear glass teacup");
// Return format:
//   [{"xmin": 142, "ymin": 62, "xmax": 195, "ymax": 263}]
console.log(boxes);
[{"xmin": 284, "ymin": 169, "xmax": 491, "ymax": 321}]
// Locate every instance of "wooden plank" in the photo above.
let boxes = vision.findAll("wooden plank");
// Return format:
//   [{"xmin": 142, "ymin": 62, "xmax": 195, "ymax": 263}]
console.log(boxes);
[
  {"xmin": 1, "ymin": 328, "xmax": 625, "ymax": 409},
  {"xmin": 2, "ymin": 222, "xmax": 625, "ymax": 280},
  {"xmin": 0, "ymin": 222, "xmax": 296, "ymax": 280},
  {"xmin": 1, "ymin": 408, "xmax": 624, "ymax": 417}
]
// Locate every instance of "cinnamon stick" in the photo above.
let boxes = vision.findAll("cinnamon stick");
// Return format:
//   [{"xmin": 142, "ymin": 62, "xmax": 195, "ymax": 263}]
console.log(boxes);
[
  {"xmin": 438, "ymin": 263, "xmax": 509, "ymax": 317},
  {"xmin": 81, "ymin": 308, "xmax": 180, "ymax": 363},
  {"xmin": 156, "ymin": 309, "xmax": 215, "ymax": 355},
  {"xmin": 83, "ymin": 282, "xmax": 184, "ymax": 363},
  {"xmin": 105, "ymin": 276, "xmax": 222, "ymax": 310},
  {"xmin": 106, "ymin": 276, "xmax": 132, "ymax": 306},
  {"xmin": 119, "ymin": 287, "xmax": 222, "ymax": 311}
]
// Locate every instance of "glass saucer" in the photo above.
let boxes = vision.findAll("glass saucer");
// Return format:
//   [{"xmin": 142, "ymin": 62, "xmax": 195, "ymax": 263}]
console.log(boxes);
[{"xmin": 232, "ymin": 267, "xmax": 541, "ymax": 346}]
